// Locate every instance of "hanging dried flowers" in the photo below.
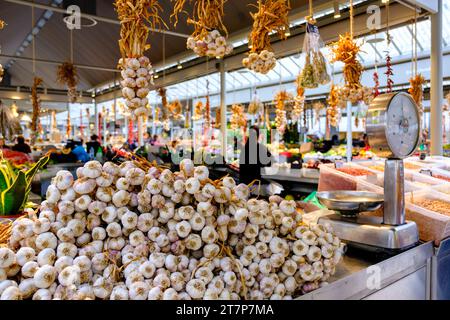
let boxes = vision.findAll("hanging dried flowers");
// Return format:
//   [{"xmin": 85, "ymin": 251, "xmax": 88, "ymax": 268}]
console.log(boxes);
[
  {"xmin": 115, "ymin": 0, "xmax": 165, "ymax": 115},
  {"xmin": 274, "ymin": 90, "xmax": 293, "ymax": 134},
  {"xmin": 230, "ymin": 104, "xmax": 247, "ymax": 130},
  {"xmin": 56, "ymin": 62, "xmax": 79, "ymax": 103},
  {"xmin": 31, "ymin": 77, "xmax": 43, "ymax": 141},
  {"xmin": 172, "ymin": 0, "xmax": 232, "ymax": 58},
  {"xmin": 248, "ymin": 96, "xmax": 263, "ymax": 115},
  {"xmin": 66, "ymin": 114, "xmax": 71, "ymax": 139},
  {"xmin": 292, "ymin": 85, "xmax": 304, "ymax": 123},
  {"xmin": 168, "ymin": 100, "xmax": 183, "ymax": 120},
  {"xmin": 243, "ymin": 0, "xmax": 290, "ymax": 74},
  {"xmin": 326, "ymin": 84, "xmax": 340, "ymax": 127},
  {"xmin": 408, "ymin": 74, "xmax": 426, "ymax": 115},
  {"xmin": 330, "ymin": 34, "xmax": 373, "ymax": 105}
]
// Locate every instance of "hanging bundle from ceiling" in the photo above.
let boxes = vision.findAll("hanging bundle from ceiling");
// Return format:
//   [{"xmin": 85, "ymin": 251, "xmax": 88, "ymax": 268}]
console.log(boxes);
[
  {"xmin": 172, "ymin": 0, "xmax": 232, "ymax": 58},
  {"xmin": 168, "ymin": 100, "xmax": 183, "ymax": 120},
  {"xmin": 326, "ymin": 84, "xmax": 340, "ymax": 127},
  {"xmin": 408, "ymin": 6, "xmax": 426, "ymax": 117},
  {"xmin": 115, "ymin": 0, "xmax": 166, "ymax": 116},
  {"xmin": 274, "ymin": 90, "xmax": 293, "ymax": 134},
  {"xmin": 31, "ymin": 77, "xmax": 43, "ymax": 141},
  {"xmin": 230, "ymin": 104, "xmax": 247, "ymax": 130},
  {"xmin": 330, "ymin": 0, "xmax": 373, "ymax": 105},
  {"xmin": 297, "ymin": 0, "xmax": 330, "ymax": 89},
  {"xmin": 0, "ymin": 100, "xmax": 22, "ymax": 140},
  {"xmin": 57, "ymin": 62, "xmax": 79, "ymax": 103},
  {"xmin": 243, "ymin": 0, "xmax": 290, "ymax": 74},
  {"xmin": 193, "ymin": 101, "xmax": 203, "ymax": 121},
  {"xmin": 292, "ymin": 85, "xmax": 304, "ymax": 123},
  {"xmin": 0, "ymin": 20, "xmax": 4, "ymax": 83}
]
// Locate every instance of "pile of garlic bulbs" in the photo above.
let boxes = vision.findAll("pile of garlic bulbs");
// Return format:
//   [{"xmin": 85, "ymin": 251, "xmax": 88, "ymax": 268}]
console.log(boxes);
[
  {"xmin": 242, "ymin": 50, "xmax": 276, "ymax": 75},
  {"xmin": 186, "ymin": 30, "xmax": 233, "ymax": 59},
  {"xmin": 0, "ymin": 159, "xmax": 344, "ymax": 300},
  {"xmin": 119, "ymin": 56, "xmax": 153, "ymax": 116}
]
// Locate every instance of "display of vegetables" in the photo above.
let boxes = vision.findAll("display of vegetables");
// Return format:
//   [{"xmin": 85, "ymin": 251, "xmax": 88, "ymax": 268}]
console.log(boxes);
[{"xmin": 0, "ymin": 158, "xmax": 344, "ymax": 300}]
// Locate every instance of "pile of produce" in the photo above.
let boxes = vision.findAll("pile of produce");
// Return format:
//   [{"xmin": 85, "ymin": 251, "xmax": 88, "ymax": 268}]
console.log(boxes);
[
  {"xmin": 0, "ymin": 157, "xmax": 344, "ymax": 300},
  {"xmin": 172, "ymin": 0, "xmax": 232, "ymax": 59},
  {"xmin": 412, "ymin": 199, "xmax": 450, "ymax": 216},
  {"xmin": 336, "ymin": 167, "xmax": 373, "ymax": 176},
  {"xmin": 243, "ymin": 0, "xmax": 290, "ymax": 74},
  {"xmin": 115, "ymin": 0, "xmax": 165, "ymax": 115}
]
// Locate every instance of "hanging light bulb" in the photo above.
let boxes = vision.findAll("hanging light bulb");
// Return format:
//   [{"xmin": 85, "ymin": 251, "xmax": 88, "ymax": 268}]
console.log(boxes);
[
  {"xmin": 11, "ymin": 101, "xmax": 19, "ymax": 117},
  {"xmin": 381, "ymin": 0, "xmax": 389, "ymax": 3},
  {"xmin": 177, "ymin": 62, "xmax": 183, "ymax": 70},
  {"xmin": 333, "ymin": 1, "xmax": 341, "ymax": 18},
  {"xmin": 154, "ymin": 73, "xmax": 159, "ymax": 79}
]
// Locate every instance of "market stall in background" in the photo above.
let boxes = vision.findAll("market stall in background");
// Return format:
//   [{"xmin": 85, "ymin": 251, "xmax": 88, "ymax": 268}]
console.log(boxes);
[{"xmin": 0, "ymin": 0, "xmax": 449, "ymax": 300}]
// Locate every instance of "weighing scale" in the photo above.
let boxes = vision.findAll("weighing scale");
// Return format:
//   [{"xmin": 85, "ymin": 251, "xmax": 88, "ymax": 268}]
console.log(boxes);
[{"xmin": 317, "ymin": 92, "xmax": 420, "ymax": 251}]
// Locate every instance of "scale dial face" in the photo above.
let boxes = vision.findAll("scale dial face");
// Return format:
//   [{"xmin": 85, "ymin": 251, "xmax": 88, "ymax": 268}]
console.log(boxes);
[
  {"xmin": 366, "ymin": 92, "xmax": 421, "ymax": 159},
  {"xmin": 385, "ymin": 93, "xmax": 420, "ymax": 158}
]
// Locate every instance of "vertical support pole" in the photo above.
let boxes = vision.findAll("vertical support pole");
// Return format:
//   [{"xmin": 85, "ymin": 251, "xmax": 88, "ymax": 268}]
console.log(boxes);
[
  {"xmin": 103, "ymin": 107, "xmax": 107, "ymax": 145},
  {"xmin": 94, "ymin": 96, "xmax": 99, "ymax": 136},
  {"xmin": 430, "ymin": 0, "xmax": 443, "ymax": 156},
  {"xmin": 346, "ymin": 101, "xmax": 352, "ymax": 162},
  {"xmin": 138, "ymin": 116, "xmax": 144, "ymax": 147},
  {"xmin": 219, "ymin": 60, "xmax": 227, "ymax": 161}
]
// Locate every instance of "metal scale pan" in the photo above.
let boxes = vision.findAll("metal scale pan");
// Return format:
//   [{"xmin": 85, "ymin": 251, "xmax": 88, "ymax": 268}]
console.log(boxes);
[{"xmin": 316, "ymin": 191, "xmax": 384, "ymax": 217}]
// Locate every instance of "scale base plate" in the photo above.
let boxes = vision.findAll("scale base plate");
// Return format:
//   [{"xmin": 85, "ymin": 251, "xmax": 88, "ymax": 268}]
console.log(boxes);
[{"xmin": 318, "ymin": 213, "xmax": 419, "ymax": 250}]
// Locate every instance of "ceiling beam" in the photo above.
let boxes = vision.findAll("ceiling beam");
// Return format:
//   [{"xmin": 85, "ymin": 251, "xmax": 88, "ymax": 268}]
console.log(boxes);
[
  {"xmin": 4, "ymin": 0, "xmax": 189, "ymax": 38},
  {"xmin": 0, "ymin": 54, "xmax": 119, "ymax": 73}
]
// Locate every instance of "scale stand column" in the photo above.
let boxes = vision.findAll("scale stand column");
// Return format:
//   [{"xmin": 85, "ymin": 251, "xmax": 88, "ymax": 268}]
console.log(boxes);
[{"xmin": 383, "ymin": 159, "xmax": 406, "ymax": 225}]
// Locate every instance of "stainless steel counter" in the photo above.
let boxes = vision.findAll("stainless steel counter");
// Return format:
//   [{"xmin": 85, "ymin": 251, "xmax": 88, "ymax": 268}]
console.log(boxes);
[{"xmin": 297, "ymin": 241, "xmax": 434, "ymax": 300}]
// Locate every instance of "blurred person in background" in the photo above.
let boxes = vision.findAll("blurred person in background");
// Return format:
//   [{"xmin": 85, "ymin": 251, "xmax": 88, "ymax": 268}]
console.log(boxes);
[{"xmin": 12, "ymin": 136, "xmax": 31, "ymax": 154}]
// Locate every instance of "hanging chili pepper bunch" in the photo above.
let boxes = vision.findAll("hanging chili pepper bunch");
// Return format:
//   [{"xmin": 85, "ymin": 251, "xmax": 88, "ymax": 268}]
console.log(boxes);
[
  {"xmin": 408, "ymin": 74, "xmax": 426, "ymax": 115},
  {"xmin": 56, "ymin": 62, "xmax": 79, "ymax": 103},
  {"xmin": 172, "ymin": 0, "xmax": 232, "ymax": 58},
  {"xmin": 331, "ymin": 34, "xmax": 373, "ymax": 105},
  {"xmin": 373, "ymin": 71, "xmax": 380, "ymax": 97},
  {"xmin": 115, "ymin": 0, "xmax": 166, "ymax": 116},
  {"xmin": 385, "ymin": 52, "xmax": 394, "ymax": 93},
  {"xmin": 292, "ymin": 84, "xmax": 304, "ymax": 123},
  {"xmin": 243, "ymin": 0, "xmax": 290, "ymax": 74},
  {"xmin": 274, "ymin": 90, "xmax": 293, "ymax": 134},
  {"xmin": 31, "ymin": 77, "xmax": 43, "ymax": 141},
  {"xmin": 168, "ymin": 100, "xmax": 183, "ymax": 120},
  {"xmin": 230, "ymin": 104, "xmax": 247, "ymax": 130},
  {"xmin": 326, "ymin": 84, "xmax": 340, "ymax": 127}
]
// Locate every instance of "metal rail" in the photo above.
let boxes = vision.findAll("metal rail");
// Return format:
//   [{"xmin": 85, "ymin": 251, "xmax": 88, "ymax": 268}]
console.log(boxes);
[{"xmin": 4, "ymin": 0, "xmax": 190, "ymax": 38}]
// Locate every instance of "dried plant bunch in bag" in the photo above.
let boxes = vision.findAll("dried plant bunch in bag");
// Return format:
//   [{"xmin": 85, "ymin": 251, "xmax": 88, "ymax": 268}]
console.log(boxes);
[
  {"xmin": 115, "ymin": 0, "xmax": 166, "ymax": 115},
  {"xmin": 298, "ymin": 22, "xmax": 330, "ymax": 89},
  {"xmin": 172, "ymin": 0, "xmax": 232, "ymax": 58},
  {"xmin": 56, "ymin": 62, "xmax": 79, "ymax": 103},
  {"xmin": 243, "ymin": 0, "xmax": 290, "ymax": 74}
]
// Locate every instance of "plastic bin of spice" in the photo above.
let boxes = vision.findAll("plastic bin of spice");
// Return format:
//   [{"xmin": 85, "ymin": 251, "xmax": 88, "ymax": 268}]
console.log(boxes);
[
  {"xmin": 405, "ymin": 190, "xmax": 450, "ymax": 244},
  {"xmin": 317, "ymin": 163, "xmax": 377, "ymax": 192}
]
